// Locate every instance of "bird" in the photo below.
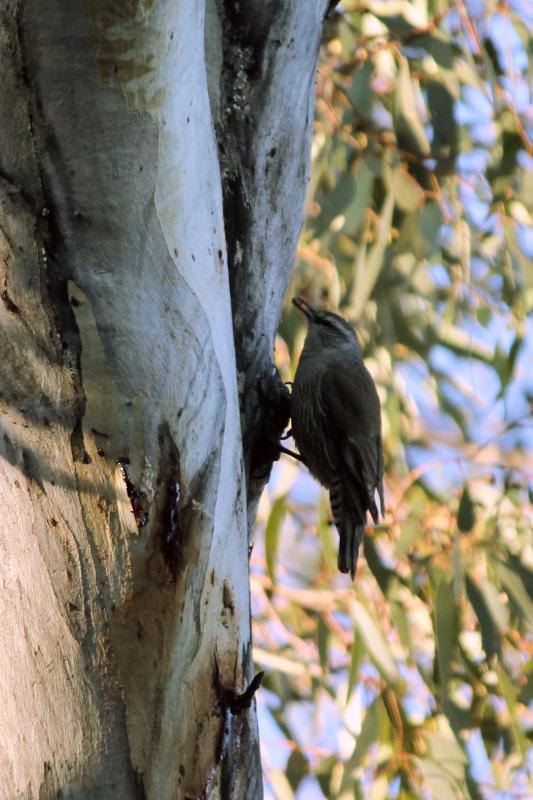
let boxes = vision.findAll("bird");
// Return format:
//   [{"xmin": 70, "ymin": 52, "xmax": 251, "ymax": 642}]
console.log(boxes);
[{"xmin": 290, "ymin": 297, "xmax": 384, "ymax": 578}]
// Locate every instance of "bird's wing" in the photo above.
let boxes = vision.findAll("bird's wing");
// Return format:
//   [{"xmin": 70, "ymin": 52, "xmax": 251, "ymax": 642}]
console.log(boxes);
[{"xmin": 318, "ymin": 363, "xmax": 384, "ymax": 520}]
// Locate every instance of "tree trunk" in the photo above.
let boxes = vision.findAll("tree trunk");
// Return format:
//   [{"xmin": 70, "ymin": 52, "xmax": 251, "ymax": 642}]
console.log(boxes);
[{"xmin": 0, "ymin": 1, "xmax": 325, "ymax": 797}]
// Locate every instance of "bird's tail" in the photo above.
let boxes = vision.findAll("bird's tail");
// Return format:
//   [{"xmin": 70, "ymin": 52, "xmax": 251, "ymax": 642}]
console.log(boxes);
[
  {"xmin": 337, "ymin": 518, "xmax": 364, "ymax": 579},
  {"xmin": 330, "ymin": 478, "xmax": 365, "ymax": 579}
]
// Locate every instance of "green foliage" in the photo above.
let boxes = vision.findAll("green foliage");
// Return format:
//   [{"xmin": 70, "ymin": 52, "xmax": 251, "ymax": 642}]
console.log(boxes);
[
  {"xmin": 457, "ymin": 487, "xmax": 475, "ymax": 533},
  {"xmin": 255, "ymin": 3, "xmax": 533, "ymax": 798}
]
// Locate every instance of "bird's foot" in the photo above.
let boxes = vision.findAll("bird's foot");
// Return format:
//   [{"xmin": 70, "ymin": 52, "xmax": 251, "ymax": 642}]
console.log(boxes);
[
  {"xmin": 279, "ymin": 444, "xmax": 305, "ymax": 463},
  {"xmin": 250, "ymin": 369, "xmax": 291, "ymax": 478}
]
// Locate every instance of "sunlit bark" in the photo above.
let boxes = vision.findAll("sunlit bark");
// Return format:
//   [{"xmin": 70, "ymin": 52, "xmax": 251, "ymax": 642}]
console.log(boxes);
[{"xmin": 0, "ymin": 0, "xmax": 326, "ymax": 796}]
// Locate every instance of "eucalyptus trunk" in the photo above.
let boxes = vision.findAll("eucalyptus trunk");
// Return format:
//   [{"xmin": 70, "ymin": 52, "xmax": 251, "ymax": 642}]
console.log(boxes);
[{"xmin": 0, "ymin": 1, "xmax": 326, "ymax": 797}]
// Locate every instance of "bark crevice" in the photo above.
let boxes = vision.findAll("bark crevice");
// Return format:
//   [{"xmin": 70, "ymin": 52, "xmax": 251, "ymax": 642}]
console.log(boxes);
[{"xmin": 208, "ymin": 0, "xmax": 326, "ymax": 523}]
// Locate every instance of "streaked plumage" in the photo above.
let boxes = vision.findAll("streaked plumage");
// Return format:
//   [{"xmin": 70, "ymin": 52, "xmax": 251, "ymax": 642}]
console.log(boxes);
[{"xmin": 291, "ymin": 297, "xmax": 384, "ymax": 578}]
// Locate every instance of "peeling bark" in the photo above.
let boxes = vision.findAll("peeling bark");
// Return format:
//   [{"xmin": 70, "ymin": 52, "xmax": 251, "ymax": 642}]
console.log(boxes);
[{"xmin": 0, "ymin": 0, "xmax": 327, "ymax": 797}]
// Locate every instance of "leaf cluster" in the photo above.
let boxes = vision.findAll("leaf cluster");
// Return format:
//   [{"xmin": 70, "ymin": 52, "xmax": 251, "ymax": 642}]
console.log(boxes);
[{"xmin": 255, "ymin": 2, "xmax": 533, "ymax": 798}]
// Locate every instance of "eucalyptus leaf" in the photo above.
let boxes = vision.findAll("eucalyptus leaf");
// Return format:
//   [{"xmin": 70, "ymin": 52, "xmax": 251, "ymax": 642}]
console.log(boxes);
[
  {"xmin": 435, "ymin": 578, "xmax": 458, "ymax": 688},
  {"xmin": 317, "ymin": 617, "xmax": 330, "ymax": 673},
  {"xmin": 352, "ymin": 600, "xmax": 399, "ymax": 683},
  {"xmin": 466, "ymin": 575, "xmax": 504, "ymax": 660},
  {"xmin": 457, "ymin": 486, "xmax": 475, "ymax": 533},
  {"xmin": 394, "ymin": 56, "xmax": 430, "ymax": 157},
  {"xmin": 265, "ymin": 494, "xmax": 287, "ymax": 583},
  {"xmin": 427, "ymin": 80, "xmax": 458, "ymax": 172},
  {"xmin": 494, "ymin": 561, "xmax": 533, "ymax": 633},
  {"xmin": 418, "ymin": 32, "xmax": 456, "ymax": 69},
  {"xmin": 351, "ymin": 190, "xmax": 394, "ymax": 317},
  {"xmin": 347, "ymin": 60, "xmax": 374, "ymax": 120}
]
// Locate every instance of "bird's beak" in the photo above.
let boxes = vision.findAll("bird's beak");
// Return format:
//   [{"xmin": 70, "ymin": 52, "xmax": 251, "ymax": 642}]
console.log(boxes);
[{"xmin": 292, "ymin": 296, "xmax": 318, "ymax": 321}]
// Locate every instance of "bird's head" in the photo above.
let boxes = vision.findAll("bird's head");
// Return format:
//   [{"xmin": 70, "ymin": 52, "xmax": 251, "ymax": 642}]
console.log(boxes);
[{"xmin": 292, "ymin": 297, "xmax": 360, "ymax": 353}]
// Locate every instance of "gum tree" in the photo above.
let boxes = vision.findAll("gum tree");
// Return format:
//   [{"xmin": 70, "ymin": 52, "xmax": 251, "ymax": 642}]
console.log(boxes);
[{"xmin": 0, "ymin": 1, "xmax": 330, "ymax": 797}]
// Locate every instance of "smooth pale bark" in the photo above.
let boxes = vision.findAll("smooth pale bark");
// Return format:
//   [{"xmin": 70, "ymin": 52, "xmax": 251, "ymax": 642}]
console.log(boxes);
[{"xmin": 0, "ymin": 1, "xmax": 326, "ymax": 797}]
